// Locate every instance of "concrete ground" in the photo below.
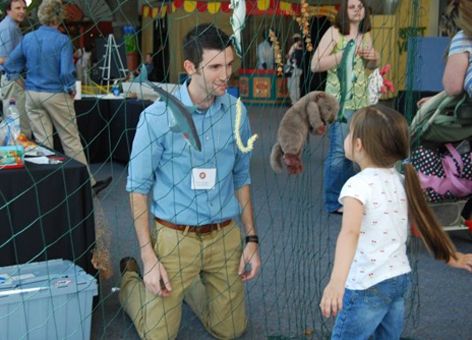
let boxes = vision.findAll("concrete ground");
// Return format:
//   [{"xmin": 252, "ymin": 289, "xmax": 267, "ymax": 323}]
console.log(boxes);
[{"xmin": 89, "ymin": 104, "xmax": 472, "ymax": 340}]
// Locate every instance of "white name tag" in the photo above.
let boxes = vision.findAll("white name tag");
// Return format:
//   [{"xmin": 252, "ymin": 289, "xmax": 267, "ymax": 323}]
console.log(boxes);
[{"xmin": 191, "ymin": 168, "xmax": 216, "ymax": 190}]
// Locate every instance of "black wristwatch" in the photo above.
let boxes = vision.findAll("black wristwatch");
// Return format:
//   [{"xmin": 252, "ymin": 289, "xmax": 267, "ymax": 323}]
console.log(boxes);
[{"xmin": 245, "ymin": 235, "xmax": 259, "ymax": 244}]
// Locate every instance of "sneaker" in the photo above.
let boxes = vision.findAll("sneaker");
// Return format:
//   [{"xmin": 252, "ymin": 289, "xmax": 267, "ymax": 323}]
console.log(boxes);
[
  {"xmin": 93, "ymin": 176, "xmax": 112, "ymax": 195},
  {"xmin": 120, "ymin": 257, "xmax": 141, "ymax": 276}
]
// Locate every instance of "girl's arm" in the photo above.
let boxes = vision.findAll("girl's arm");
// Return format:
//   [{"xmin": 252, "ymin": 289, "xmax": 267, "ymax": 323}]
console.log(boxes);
[
  {"xmin": 442, "ymin": 52, "xmax": 468, "ymax": 96},
  {"xmin": 358, "ymin": 32, "xmax": 379, "ymax": 69},
  {"xmin": 320, "ymin": 197, "xmax": 363, "ymax": 318},
  {"xmin": 311, "ymin": 26, "xmax": 343, "ymax": 73}
]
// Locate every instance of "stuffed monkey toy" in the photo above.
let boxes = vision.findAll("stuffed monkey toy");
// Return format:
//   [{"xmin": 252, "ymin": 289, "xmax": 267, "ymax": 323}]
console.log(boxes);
[{"xmin": 270, "ymin": 91, "xmax": 339, "ymax": 175}]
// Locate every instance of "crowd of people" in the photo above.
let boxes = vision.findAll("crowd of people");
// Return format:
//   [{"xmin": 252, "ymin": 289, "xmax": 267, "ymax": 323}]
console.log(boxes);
[
  {"xmin": 0, "ymin": 0, "xmax": 111, "ymax": 195},
  {"xmin": 0, "ymin": 0, "xmax": 471, "ymax": 339}
]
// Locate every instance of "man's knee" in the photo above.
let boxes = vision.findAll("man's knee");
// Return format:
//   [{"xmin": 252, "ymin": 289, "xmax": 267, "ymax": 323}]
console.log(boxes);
[{"xmin": 209, "ymin": 316, "xmax": 247, "ymax": 339}]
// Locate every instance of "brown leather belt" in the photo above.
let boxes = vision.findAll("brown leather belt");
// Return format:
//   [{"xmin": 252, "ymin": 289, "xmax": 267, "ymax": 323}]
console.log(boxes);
[{"xmin": 155, "ymin": 217, "xmax": 232, "ymax": 234}]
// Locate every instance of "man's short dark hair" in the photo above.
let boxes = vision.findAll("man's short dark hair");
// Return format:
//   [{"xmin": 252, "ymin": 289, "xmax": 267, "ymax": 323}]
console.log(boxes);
[
  {"xmin": 183, "ymin": 23, "xmax": 231, "ymax": 68},
  {"xmin": 5, "ymin": 0, "xmax": 26, "ymax": 12}
]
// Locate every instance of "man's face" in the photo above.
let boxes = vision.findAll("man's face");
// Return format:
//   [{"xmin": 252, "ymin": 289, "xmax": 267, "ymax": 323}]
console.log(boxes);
[
  {"xmin": 8, "ymin": 0, "xmax": 27, "ymax": 24},
  {"xmin": 191, "ymin": 47, "xmax": 234, "ymax": 98}
]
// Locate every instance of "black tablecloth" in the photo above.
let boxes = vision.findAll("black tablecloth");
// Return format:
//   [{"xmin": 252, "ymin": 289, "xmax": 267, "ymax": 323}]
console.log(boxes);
[
  {"xmin": 75, "ymin": 98, "xmax": 112, "ymax": 163},
  {"xmin": 74, "ymin": 97, "xmax": 153, "ymax": 164},
  {"xmin": 0, "ymin": 156, "xmax": 96, "ymax": 274},
  {"xmin": 108, "ymin": 99, "xmax": 152, "ymax": 163}
]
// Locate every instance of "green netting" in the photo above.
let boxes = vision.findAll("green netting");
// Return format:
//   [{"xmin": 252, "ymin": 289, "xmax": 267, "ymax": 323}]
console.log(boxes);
[{"xmin": 0, "ymin": 1, "xmax": 471, "ymax": 339}]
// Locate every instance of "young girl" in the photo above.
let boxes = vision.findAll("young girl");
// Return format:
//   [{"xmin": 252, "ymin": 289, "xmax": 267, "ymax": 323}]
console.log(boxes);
[
  {"xmin": 320, "ymin": 105, "xmax": 472, "ymax": 339},
  {"xmin": 311, "ymin": 0, "xmax": 379, "ymax": 213}
]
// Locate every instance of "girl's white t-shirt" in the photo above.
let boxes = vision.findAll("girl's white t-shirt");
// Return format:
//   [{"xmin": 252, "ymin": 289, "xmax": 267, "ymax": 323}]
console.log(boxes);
[{"xmin": 339, "ymin": 167, "xmax": 412, "ymax": 290}]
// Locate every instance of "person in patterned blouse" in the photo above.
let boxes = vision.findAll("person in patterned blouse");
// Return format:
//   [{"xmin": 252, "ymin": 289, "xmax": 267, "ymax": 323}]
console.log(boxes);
[
  {"xmin": 310, "ymin": 0, "xmax": 379, "ymax": 214},
  {"xmin": 417, "ymin": 0, "xmax": 471, "ymax": 108},
  {"xmin": 443, "ymin": 0, "xmax": 472, "ymax": 98}
]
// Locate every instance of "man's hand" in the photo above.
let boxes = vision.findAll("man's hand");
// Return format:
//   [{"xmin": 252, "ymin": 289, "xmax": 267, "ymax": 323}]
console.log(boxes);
[
  {"xmin": 16, "ymin": 78, "xmax": 24, "ymax": 89},
  {"xmin": 320, "ymin": 280, "xmax": 345, "ymax": 318},
  {"xmin": 142, "ymin": 254, "xmax": 172, "ymax": 297},
  {"xmin": 448, "ymin": 252, "xmax": 472, "ymax": 272},
  {"xmin": 238, "ymin": 242, "xmax": 261, "ymax": 281}
]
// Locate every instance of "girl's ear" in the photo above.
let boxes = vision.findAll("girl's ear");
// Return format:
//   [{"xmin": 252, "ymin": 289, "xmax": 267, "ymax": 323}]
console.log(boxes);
[
  {"xmin": 354, "ymin": 138, "xmax": 363, "ymax": 152},
  {"xmin": 183, "ymin": 60, "xmax": 196, "ymax": 75}
]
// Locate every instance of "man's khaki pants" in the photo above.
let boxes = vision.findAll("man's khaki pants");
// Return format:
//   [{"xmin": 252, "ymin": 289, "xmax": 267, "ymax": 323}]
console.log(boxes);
[
  {"xmin": 119, "ymin": 221, "xmax": 247, "ymax": 340},
  {"xmin": 25, "ymin": 90, "xmax": 95, "ymax": 185},
  {"xmin": 1, "ymin": 75, "xmax": 32, "ymax": 137}
]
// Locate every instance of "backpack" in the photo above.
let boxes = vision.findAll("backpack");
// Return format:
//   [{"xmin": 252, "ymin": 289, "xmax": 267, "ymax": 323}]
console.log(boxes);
[{"xmin": 410, "ymin": 91, "xmax": 472, "ymax": 145}]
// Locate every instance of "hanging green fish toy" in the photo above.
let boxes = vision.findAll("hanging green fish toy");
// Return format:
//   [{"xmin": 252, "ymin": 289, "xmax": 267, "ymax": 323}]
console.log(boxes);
[
  {"xmin": 336, "ymin": 39, "xmax": 356, "ymax": 123},
  {"xmin": 230, "ymin": 0, "xmax": 246, "ymax": 57}
]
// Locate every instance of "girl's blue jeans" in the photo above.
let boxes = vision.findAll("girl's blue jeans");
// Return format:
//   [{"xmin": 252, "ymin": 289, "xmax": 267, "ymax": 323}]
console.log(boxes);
[
  {"xmin": 323, "ymin": 110, "xmax": 355, "ymax": 212},
  {"xmin": 331, "ymin": 273, "xmax": 411, "ymax": 340}
]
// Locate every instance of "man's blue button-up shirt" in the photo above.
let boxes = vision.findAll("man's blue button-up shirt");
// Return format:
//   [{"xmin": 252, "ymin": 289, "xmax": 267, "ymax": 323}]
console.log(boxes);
[
  {"xmin": 126, "ymin": 82, "xmax": 252, "ymax": 225},
  {"xmin": 0, "ymin": 15, "xmax": 22, "ymax": 71},
  {"xmin": 5, "ymin": 25, "xmax": 75, "ymax": 93}
]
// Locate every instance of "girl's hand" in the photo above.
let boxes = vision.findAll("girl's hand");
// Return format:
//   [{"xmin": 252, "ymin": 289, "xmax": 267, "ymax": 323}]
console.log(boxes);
[
  {"xmin": 448, "ymin": 252, "xmax": 472, "ymax": 272},
  {"xmin": 357, "ymin": 47, "xmax": 379, "ymax": 61},
  {"xmin": 320, "ymin": 280, "xmax": 345, "ymax": 318}
]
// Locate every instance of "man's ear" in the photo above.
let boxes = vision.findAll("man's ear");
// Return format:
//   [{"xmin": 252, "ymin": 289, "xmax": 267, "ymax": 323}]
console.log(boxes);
[{"xmin": 183, "ymin": 60, "xmax": 196, "ymax": 75}]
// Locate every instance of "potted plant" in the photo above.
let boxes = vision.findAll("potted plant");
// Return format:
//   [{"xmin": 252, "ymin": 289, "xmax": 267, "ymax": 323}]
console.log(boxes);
[{"xmin": 123, "ymin": 25, "xmax": 139, "ymax": 73}]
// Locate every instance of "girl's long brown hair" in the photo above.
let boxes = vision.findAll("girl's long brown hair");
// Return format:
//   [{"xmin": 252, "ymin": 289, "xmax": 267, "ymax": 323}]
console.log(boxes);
[
  {"xmin": 335, "ymin": 0, "xmax": 372, "ymax": 35},
  {"xmin": 351, "ymin": 105, "xmax": 457, "ymax": 262}
]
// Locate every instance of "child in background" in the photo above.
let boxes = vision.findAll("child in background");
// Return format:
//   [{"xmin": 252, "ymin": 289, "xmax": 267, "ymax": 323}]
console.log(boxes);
[{"xmin": 320, "ymin": 105, "xmax": 472, "ymax": 339}]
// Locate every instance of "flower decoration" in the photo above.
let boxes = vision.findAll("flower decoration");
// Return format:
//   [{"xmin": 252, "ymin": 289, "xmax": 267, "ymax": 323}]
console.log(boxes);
[
  {"xmin": 268, "ymin": 29, "xmax": 284, "ymax": 76},
  {"xmin": 294, "ymin": 0, "xmax": 313, "ymax": 52}
]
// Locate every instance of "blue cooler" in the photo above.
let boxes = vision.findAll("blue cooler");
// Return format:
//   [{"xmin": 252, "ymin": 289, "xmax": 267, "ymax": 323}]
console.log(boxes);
[{"xmin": 0, "ymin": 259, "xmax": 97, "ymax": 340}]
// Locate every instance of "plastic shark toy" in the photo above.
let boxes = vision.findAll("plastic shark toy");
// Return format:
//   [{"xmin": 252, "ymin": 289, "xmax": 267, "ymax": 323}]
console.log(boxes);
[{"xmin": 134, "ymin": 65, "xmax": 201, "ymax": 151}]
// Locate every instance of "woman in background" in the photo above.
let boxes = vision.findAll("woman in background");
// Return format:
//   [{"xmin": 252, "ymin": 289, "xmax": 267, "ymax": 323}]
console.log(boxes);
[{"xmin": 311, "ymin": 0, "xmax": 379, "ymax": 213}]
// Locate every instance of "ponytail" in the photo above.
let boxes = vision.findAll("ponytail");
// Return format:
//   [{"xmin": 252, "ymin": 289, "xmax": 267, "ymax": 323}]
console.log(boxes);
[{"xmin": 404, "ymin": 164, "xmax": 457, "ymax": 262}]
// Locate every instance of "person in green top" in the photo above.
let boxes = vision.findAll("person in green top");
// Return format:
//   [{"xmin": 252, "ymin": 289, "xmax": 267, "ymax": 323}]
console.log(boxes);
[{"xmin": 311, "ymin": 0, "xmax": 379, "ymax": 213}]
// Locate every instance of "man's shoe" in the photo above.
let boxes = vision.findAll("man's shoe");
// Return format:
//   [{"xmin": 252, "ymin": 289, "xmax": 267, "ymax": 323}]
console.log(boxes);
[
  {"xmin": 93, "ymin": 177, "xmax": 112, "ymax": 195},
  {"xmin": 120, "ymin": 257, "xmax": 140, "ymax": 276}
]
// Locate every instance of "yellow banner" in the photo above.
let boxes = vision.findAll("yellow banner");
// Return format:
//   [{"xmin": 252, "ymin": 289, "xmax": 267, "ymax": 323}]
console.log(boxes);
[
  {"xmin": 207, "ymin": 2, "xmax": 220, "ymax": 14},
  {"xmin": 183, "ymin": 1, "xmax": 197, "ymax": 13},
  {"xmin": 257, "ymin": 0, "xmax": 270, "ymax": 11}
]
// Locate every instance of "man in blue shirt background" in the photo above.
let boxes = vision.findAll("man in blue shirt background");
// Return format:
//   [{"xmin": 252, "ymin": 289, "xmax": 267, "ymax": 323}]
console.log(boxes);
[
  {"xmin": 0, "ymin": 0, "xmax": 31, "ymax": 137},
  {"xmin": 120, "ymin": 23, "xmax": 261, "ymax": 339},
  {"xmin": 5, "ymin": 0, "xmax": 111, "ymax": 195}
]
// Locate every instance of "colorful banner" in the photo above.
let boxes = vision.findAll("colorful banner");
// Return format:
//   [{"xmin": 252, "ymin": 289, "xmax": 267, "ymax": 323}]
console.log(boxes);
[{"xmin": 141, "ymin": 1, "xmax": 336, "ymax": 18}]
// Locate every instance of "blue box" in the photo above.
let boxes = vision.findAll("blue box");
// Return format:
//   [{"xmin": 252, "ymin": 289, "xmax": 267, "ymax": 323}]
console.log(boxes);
[
  {"xmin": 406, "ymin": 37, "xmax": 450, "ymax": 92},
  {"xmin": 0, "ymin": 145, "xmax": 24, "ymax": 169},
  {"xmin": 0, "ymin": 259, "xmax": 97, "ymax": 340}
]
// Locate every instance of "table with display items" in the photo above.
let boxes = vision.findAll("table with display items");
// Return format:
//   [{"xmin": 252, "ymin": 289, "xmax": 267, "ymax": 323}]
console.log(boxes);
[{"xmin": 0, "ymin": 154, "xmax": 96, "ymax": 275}]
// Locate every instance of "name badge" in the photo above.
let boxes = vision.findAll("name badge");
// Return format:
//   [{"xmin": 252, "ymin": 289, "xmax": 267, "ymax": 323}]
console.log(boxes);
[{"xmin": 191, "ymin": 168, "xmax": 216, "ymax": 190}]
